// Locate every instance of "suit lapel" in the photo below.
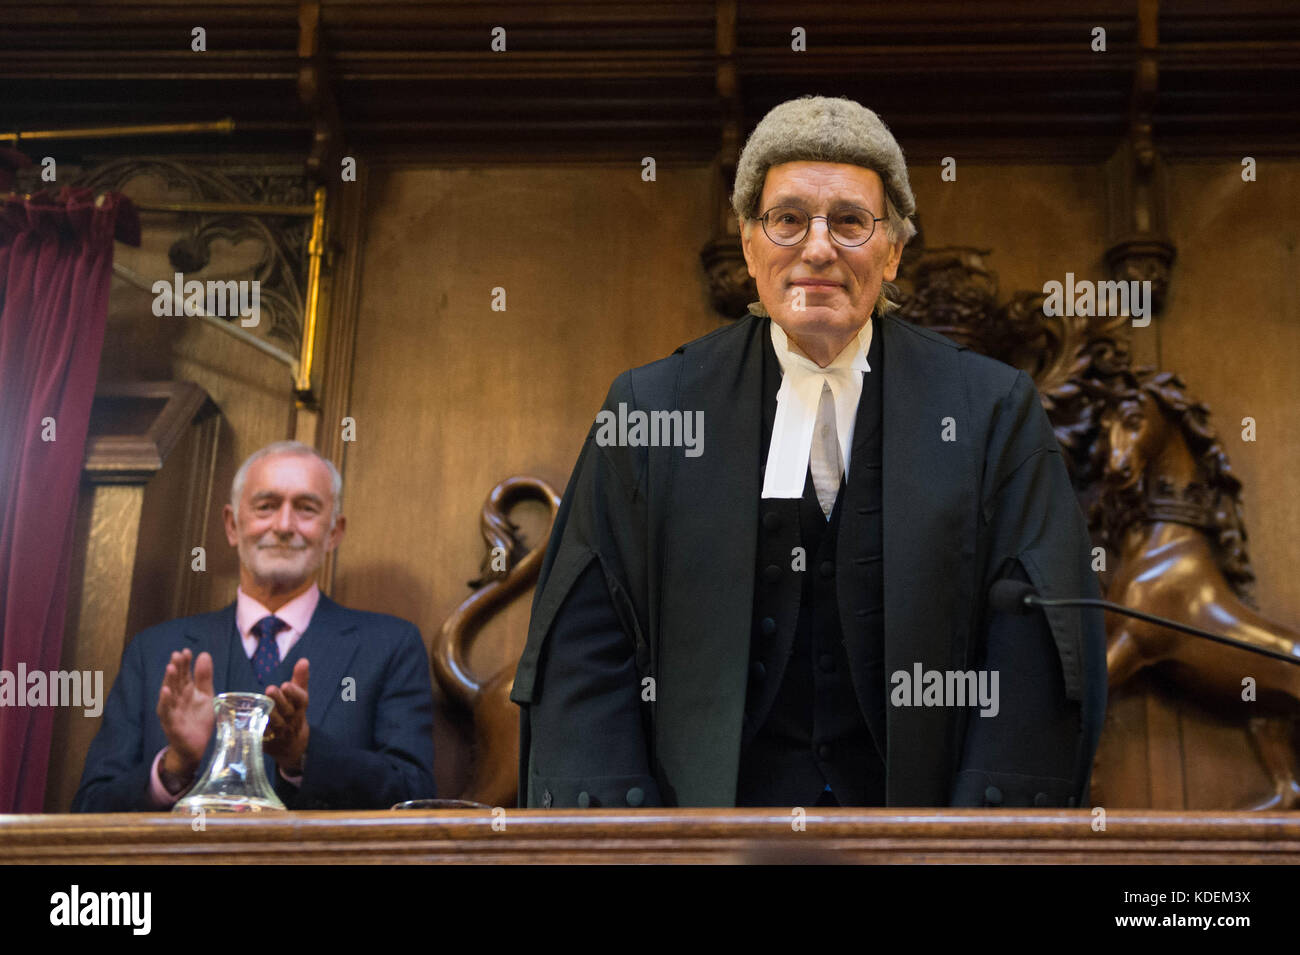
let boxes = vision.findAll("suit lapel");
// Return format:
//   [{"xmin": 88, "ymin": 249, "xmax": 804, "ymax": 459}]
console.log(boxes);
[
  {"xmin": 300, "ymin": 593, "xmax": 361, "ymax": 728},
  {"xmin": 185, "ymin": 603, "xmax": 236, "ymax": 694}
]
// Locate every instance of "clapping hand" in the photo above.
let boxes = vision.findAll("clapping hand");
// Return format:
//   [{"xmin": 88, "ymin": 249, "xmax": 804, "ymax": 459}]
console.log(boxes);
[
  {"xmin": 263, "ymin": 658, "xmax": 310, "ymax": 775},
  {"xmin": 156, "ymin": 648, "xmax": 216, "ymax": 781}
]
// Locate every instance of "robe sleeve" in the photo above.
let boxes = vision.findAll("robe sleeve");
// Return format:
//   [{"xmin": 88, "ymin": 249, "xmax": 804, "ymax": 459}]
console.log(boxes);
[
  {"xmin": 510, "ymin": 372, "xmax": 660, "ymax": 809},
  {"xmin": 949, "ymin": 370, "xmax": 1108, "ymax": 809}
]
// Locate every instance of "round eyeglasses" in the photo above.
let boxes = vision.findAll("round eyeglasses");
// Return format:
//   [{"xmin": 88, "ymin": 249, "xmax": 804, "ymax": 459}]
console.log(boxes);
[{"xmin": 756, "ymin": 205, "xmax": 884, "ymax": 247}]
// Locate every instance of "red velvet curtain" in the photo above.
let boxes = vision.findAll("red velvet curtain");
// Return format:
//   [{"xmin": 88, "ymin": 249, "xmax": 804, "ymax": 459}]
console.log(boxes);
[{"xmin": 0, "ymin": 149, "xmax": 139, "ymax": 812}]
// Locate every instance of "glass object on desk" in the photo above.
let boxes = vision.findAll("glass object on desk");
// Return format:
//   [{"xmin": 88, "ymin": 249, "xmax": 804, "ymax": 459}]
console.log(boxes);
[{"xmin": 173, "ymin": 692, "xmax": 287, "ymax": 814}]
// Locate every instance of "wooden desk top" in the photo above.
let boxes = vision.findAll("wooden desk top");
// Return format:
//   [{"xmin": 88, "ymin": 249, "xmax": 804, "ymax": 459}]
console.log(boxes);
[{"xmin": 2, "ymin": 809, "xmax": 1297, "ymax": 864}]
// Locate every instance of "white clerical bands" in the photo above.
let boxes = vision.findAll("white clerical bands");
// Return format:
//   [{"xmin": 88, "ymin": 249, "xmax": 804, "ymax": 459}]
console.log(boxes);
[{"xmin": 761, "ymin": 319, "xmax": 872, "ymax": 502}]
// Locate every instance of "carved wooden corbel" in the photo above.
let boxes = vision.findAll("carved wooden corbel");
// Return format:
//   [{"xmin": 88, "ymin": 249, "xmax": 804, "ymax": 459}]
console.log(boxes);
[
  {"xmin": 297, "ymin": 0, "xmax": 343, "ymax": 185},
  {"xmin": 1104, "ymin": 0, "xmax": 1176, "ymax": 318},
  {"xmin": 700, "ymin": 0, "xmax": 754, "ymax": 319}
]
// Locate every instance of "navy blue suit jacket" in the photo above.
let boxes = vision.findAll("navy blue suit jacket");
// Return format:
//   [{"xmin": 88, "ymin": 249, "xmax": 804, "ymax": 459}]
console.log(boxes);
[{"xmin": 71, "ymin": 594, "xmax": 436, "ymax": 811}]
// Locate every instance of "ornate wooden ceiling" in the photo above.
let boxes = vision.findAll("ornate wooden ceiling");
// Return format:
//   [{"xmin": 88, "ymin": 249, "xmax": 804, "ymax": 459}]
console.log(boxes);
[{"xmin": 1, "ymin": 1, "xmax": 1296, "ymax": 163}]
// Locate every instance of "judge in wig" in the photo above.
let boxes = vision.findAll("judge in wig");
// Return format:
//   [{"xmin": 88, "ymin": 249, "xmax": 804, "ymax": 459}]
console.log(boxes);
[{"xmin": 512, "ymin": 95, "xmax": 1107, "ymax": 809}]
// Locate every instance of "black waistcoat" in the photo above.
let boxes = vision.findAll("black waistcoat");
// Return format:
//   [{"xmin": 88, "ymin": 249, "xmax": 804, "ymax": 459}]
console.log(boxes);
[{"xmin": 735, "ymin": 320, "xmax": 886, "ymax": 807}]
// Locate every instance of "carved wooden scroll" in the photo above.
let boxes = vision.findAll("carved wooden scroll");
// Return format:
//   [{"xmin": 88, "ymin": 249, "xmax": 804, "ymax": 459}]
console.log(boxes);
[{"xmin": 432, "ymin": 476, "xmax": 561, "ymax": 807}]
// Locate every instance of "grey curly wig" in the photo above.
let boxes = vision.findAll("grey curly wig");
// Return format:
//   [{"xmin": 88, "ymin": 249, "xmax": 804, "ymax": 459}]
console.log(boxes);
[{"xmin": 731, "ymin": 95, "xmax": 918, "ymax": 253}]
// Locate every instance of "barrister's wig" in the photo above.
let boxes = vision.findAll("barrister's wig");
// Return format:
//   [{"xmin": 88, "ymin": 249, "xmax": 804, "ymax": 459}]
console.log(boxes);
[{"xmin": 731, "ymin": 95, "xmax": 917, "ymax": 244}]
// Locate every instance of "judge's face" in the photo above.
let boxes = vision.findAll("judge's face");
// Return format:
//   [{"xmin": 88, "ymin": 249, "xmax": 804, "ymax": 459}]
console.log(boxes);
[
  {"xmin": 741, "ymin": 161, "xmax": 903, "ymax": 364},
  {"xmin": 223, "ymin": 453, "xmax": 345, "ymax": 591}
]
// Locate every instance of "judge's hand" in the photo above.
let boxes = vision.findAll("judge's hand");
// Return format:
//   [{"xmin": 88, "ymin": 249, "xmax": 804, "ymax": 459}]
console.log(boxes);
[
  {"xmin": 156, "ymin": 648, "xmax": 216, "ymax": 778},
  {"xmin": 263, "ymin": 658, "xmax": 310, "ymax": 775}
]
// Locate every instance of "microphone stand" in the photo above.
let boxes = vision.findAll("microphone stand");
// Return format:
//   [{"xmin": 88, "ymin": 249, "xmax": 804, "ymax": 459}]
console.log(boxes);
[{"xmin": 995, "ymin": 584, "xmax": 1300, "ymax": 668}]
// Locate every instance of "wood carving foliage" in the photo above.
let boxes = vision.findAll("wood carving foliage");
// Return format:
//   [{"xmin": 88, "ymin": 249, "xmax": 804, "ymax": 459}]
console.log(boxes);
[{"xmin": 73, "ymin": 158, "xmax": 311, "ymax": 350}]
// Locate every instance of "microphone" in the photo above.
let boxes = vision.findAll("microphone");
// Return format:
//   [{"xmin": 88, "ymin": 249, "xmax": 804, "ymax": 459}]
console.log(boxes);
[
  {"xmin": 988, "ymin": 579, "xmax": 1037, "ymax": 615},
  {"xmin": 988, "ymin": 578, "xmax": 1300, "ymax": 667}
]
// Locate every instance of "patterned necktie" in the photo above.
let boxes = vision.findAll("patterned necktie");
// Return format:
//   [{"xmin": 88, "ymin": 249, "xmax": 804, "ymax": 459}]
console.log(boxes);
[
  {"xmin": 810, "ymin": 381, "xmax": 843, "ymax": 518},
  {"xmin": 251, "ymin": 615, "xmax": 289, "ymax": 687}
]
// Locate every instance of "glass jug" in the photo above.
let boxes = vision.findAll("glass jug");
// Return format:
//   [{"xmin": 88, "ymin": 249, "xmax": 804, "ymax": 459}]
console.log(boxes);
[{"xmin": 173, "ymin": 692, "xmax": 287, "ymax": 813}]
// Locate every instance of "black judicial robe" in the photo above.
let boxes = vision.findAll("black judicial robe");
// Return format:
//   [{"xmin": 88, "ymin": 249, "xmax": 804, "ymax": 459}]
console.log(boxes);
[{"xmin": 510, "ymin": 312, "xmax": 1107, "ymax": 808}]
